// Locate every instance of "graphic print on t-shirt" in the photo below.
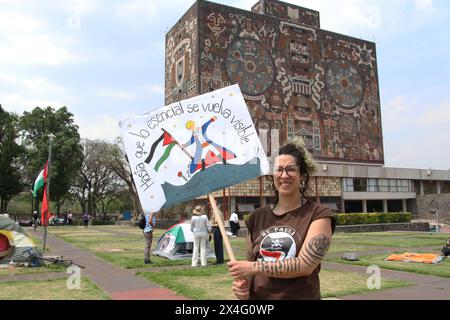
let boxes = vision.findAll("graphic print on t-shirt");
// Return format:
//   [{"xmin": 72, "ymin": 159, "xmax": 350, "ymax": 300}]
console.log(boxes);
[{"xmin": 259, "ymin": 226, "xmax": 297, "ymax": 261}]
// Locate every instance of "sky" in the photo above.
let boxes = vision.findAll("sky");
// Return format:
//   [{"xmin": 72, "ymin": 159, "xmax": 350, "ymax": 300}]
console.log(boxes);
[{"xmin": 1, "ymin": 0, "xmax": 449, "ymax": 170}]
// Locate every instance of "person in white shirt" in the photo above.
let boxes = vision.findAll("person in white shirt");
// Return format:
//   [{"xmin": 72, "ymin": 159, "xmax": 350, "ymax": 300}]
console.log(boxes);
[
  {"xmin": 190, "ymin": 206, "xmax": 211, "ymax": 267},
  {"xmin": 229, "ymin": 211, "xmax": 239, "ymax": 236}
]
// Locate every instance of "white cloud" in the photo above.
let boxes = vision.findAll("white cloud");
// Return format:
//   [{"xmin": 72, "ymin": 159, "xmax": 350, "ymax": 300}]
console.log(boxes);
[
  {"xmin": 384, "ymin": 129, "xmax": 450, "ymax": 170},
  {"xmin": 114, "ymin": 0, "xmax": 192, "ymax": 27},
  {"xmin": 2, "ymin": 34, "xmax": 81, "ymax": 66},
  {"xmin": 0, "ymin": 11, "xmax": 41, "ymax": 33},
  {"xmin": 0, "ymin": 8, "xmax": 82, "ymax": 66},
  {"xmin": 414, "ymin": 0, "xmax": 437, "ymax": 21},
  {"xmin": 0, "ymin": 74, "xmax": 69, "ymax": 114},
  {"xmin": 418, "ymin": 101, "xmax": 450, "ymax": 127},
  {"xmin": 75, "ymin": 115, "xmax": 121, "ymax": 141},
  {"xmin": 146, "ymin": 85, "xmax": 165, "ymax": 94},
  {"xmin": 382, "ymin": 96, "xmax": 416, "ymax": 131},
  {"xmin": 1, "ymin": 94, "xmax": 67, "ymax": 115},
  {"xmin": 382, "ymin": 97, "xmax": 450, "ymax": 170},
  {"xmin": 96, "ymin": 90, "xmax": 136, "ymax": 100}
]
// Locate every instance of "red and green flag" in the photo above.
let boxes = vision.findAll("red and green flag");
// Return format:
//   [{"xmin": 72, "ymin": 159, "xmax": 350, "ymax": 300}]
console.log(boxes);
[
  {"xmin": 32, "ymin": 161, "xmax": 50, "ymax": 225},
  {"xmin": 32, "ymin": 161, "xmax": 48, "ymax": 197}
]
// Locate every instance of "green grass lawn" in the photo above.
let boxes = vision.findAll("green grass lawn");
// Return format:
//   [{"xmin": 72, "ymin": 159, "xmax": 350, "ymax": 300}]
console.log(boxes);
[
  {"xmin": 0, "ymin": 277, "xmax": 110, "ymax": 300},
  {"xmin": 138, "ymin": 266, "xmax": 411, "ymax": 300},
  {"xmin": 332, "ymin": 232, "xmax": 448, "ymax": 248},
  {"xmin": 0, "ymin": 264, "xmax": 66, "ymax": 276},
  {"xmin": 48, "ymin": 226, "xmax": 449, "ymax": 275},
  {"xmin": 327, "ymin": 253, "xmax": 450, "ymax": 278},
  {"xmin": 5, "ymin": 226, "xmax": 448, "ymax": 300}
]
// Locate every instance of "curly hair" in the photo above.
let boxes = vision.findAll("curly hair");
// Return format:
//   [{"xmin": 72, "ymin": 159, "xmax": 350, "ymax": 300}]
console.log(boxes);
[{"xmin": 268, "ymin": 137, "xmax": 317, "ymax": 204}]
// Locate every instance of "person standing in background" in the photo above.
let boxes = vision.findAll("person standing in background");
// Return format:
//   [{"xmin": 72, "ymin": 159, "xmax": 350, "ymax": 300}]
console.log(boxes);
[
  {"xmin": 229, "ymin": 211, "xmax": 239, "ymax": 237},
  {"xmin": 210, "ymin": 205, "xmax": 224, "ymax": 265},
  {"xmin": 190, "ymin": 206, "xmax": 211, "ymax": 267},
  {"xmin": 144, "ymin": 211, "xmax": 156, "ymax": 264}
]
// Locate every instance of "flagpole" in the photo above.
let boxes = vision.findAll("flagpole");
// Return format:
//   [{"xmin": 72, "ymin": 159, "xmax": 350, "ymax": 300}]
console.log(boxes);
[
  {"xmin": 162, "ymin": 129, "xmax": 193, "ymax": 160},
  {"xmin": 43, "ymin": 133, "xmax": 55, "ymax": 251}
]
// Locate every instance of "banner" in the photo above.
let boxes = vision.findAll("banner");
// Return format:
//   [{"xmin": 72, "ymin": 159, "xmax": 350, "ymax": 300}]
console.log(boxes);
[{"xmin": 119, "ymin": 84, "xmax": 270, "ymax": 213}]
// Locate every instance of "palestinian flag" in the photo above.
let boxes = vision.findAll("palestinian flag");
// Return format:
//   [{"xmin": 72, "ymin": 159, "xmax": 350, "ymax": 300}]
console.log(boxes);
[
  {"xmin": 32, "ymin": 161, "xmax": 48, "ymax": 197},
  {"xmin": 41, "ymin": 183, "xmax": 50, "ymax": 226},
  {"xmin": 144, "ymin": 130, "xmax": 177, "ymax": 171}
]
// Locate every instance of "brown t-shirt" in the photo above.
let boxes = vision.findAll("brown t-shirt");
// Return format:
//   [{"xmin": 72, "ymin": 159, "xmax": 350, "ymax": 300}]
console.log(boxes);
[{"xmin": 246, "ymin": 201, "xmax": 335, "ymax": 300}]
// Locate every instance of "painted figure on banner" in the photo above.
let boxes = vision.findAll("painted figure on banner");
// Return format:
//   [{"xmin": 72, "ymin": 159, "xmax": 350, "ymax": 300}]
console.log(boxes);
[{"xmin": 182, "ymin": 116, "xmax": 236, "ymax": 175}]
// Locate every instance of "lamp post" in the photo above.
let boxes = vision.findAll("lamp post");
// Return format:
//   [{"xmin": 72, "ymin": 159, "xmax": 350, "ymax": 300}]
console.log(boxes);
[
  {"xmin": 429, "ymin": 199, "xmax": 440, "ymax": 233},
  {"xmin": 430, "ymin": 208, "xmax": 440, "ymax": 233},
  {"xmin": 43, "ymin": 133, "xmax": 55, "ymax": 251}
]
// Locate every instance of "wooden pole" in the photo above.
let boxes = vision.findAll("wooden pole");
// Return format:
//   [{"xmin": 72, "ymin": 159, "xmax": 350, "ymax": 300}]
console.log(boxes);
[
  {"xmin": 222, "ymin": 188, "xmax": 227, "ymax": 221},
  {"xmin": 208, "ymin": 193, "xmax": 236, "ymax": 262},
  {"xmin": 259, "ymin": 176, "xmax": 263, "ymax": 208}
]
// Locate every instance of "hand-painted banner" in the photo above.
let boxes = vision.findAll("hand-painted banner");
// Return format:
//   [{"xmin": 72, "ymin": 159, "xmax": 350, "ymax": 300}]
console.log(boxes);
[{"xmin": 119, "ymin": 84, "xmax": 270, "ymax": 213}]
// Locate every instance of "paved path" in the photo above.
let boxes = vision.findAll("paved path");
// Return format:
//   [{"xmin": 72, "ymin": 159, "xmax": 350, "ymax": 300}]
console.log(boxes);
[{"xmin": 28, "ymin": 229, "xmax": 188, "ymax": 300}]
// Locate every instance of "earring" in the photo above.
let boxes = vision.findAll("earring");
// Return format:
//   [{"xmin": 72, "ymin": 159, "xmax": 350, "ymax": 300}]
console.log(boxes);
[{"xmin": 300, "ymin": 181, "xmax": 306, "ymax": 192}]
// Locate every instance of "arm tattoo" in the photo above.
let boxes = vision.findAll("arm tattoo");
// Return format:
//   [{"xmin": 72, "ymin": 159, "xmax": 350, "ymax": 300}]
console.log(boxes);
[
  {"xmin": 300, "ymin": 234, "xmax": 330, "ymax": 267},
  {"xmin": 253, "ymin": 258, "xmax": 302, "ymax": 277},
  {"xmin": 251, "ymin": 235, "xmax": 330, "ymax": 278}
]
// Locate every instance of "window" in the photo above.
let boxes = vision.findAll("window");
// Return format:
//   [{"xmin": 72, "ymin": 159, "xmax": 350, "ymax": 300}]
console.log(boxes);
[
  {"xmin": 368, "ymin": 179, "xmax": 379, "ymax": 192},
  {"xmin": 389, "ymin": 179, "xmax": 397, "ymax": 192},
  {"xmin": 379, "ymin": 179, "xmax": 389, "ymax": 192},
  {"xmin": 441, "ymin": 181, "xmax": 450, "ymax": 194},
  {"xmin": 397, "ymin": 180, "xmax": 409, "ymax": 192},
  {"xmin": 344, "ymin": 178, "xmax": 354, "ymax": 192},
  {"xmin": 353, "ymin": 178, "xmax": 367, "ymax": 192},
  {"xmin": 423, "ymin": 181, "xmax": 437, "ymax": 195},
  {"xmin": 414, "ymin": 180, "xmax": 421, "ymax": 195},
  {"xmin": 314, "ymin": 136, "xmax": 320, "ymax": 150}
]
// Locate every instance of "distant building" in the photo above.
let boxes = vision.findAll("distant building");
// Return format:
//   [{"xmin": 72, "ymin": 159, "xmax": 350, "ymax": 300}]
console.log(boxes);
[{"xmin": 165, "ymin": 0, "xmax": 450, "ymax": 222}]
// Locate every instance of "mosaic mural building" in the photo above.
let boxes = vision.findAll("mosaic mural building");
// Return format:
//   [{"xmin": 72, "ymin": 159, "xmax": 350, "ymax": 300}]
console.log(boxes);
[
  {"xmin": 165, "ymin": 0, "xmax": 450, "ymax": 222},
  {"xmin": 165, "ymin": 0, "xmax": 384, "ymax": 165}
]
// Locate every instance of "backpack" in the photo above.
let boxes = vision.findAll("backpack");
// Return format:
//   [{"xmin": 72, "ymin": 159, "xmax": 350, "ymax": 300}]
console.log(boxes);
[{"xmin": 138, "ymin": 214, "xmax": 146, "ymax": 230}]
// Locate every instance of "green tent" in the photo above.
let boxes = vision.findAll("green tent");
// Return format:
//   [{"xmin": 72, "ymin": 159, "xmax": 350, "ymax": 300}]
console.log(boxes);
[{"xmin": 153, "ymin": 222, "xmax": 216, "ymax": 260}]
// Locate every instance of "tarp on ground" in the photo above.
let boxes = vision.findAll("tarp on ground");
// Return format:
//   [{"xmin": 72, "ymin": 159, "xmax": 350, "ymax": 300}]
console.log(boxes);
[
  {"xmin": 386, "ymin": 252, "xmax": 446, "ymax": 264},
  {"xmin": 152, "ymin": 222, "xmax": 216, "ymax": 260},
  {"xmin": 0, "ymin": 215, "xmax": 42, "ymax": 267}
]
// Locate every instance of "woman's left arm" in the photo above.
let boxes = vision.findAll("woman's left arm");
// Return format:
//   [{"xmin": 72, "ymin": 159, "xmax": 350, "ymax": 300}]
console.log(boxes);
[{"xmin": 228, "ymin": 218, "xmax": 332, "ymax": 279}]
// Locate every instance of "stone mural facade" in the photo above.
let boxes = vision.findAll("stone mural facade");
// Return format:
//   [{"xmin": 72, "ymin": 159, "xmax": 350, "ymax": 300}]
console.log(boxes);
[{"xmin": 165, "ymin": 0, "xmax": 384, "ymax": 165}]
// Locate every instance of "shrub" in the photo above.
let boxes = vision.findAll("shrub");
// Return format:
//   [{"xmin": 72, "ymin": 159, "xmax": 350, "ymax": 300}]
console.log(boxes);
[{"xmin": 335, "ymin": 212, "xmax": 412, "ymax": 226}]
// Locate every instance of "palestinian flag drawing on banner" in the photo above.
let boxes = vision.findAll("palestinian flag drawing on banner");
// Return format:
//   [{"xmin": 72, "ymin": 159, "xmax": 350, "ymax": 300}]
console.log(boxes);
[{"xmin": 144, "ymin": 129, "xmax": 178, "ymax": 171}]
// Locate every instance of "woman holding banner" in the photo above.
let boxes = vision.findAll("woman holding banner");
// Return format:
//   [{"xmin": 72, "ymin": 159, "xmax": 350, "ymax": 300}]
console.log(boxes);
[{"xmin": 227, "ymin": 138, "xmax": 336, "ymax": 300}]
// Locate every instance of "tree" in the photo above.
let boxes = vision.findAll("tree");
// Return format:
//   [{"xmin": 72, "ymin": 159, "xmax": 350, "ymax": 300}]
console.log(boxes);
[
  {"xmin": 19, "ymin": 106, "xmax": 83, "ymax": 214},
  {"xmin": 70, "ymin": 139, "xmax": 126, "ymax": 220},
  {"xmin": 109, "ymin": 137, "xmax": 143, "ymax": 218},
  {"xmin": 0, "ymin": 106, "xmax": 25, "ymax": 212}
]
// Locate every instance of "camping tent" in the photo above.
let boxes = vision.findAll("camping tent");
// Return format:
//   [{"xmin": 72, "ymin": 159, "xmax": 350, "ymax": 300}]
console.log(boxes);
[
  {"xmin": 153, "ymin": 222, "xmax": 216, "ymax": 260},
  {"xmin": 0, "ymin": 215, "xmax": 42, "ymax": 267}
]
